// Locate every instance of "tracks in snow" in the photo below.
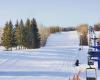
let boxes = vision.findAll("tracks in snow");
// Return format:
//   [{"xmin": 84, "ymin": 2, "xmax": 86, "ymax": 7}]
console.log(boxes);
[{"xmin": 0, "ymin": 31, "xmax": 81, "ymax": 80}]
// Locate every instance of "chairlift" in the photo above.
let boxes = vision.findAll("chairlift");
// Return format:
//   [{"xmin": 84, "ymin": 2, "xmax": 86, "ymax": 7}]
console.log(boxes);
[
  {"xmin": 87, "ymin": 56, "xmax": 94, "ymax": 65},
  {"xmin": 88, "ymin": 59, "xmax": 94, "ymax": 65},
  {"xmin": 86, "ymin": 68, "xmax": 97, "ymax": 80},
  {"xmin": 86, "ymin": 26, "xmax": 97, "ymax": 80}
]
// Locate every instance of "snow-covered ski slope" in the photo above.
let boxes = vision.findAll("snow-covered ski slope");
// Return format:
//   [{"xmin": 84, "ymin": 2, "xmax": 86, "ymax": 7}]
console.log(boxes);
[{"xmin": 0, "ymin": 31, "xmax": 99, "ymax": 80}]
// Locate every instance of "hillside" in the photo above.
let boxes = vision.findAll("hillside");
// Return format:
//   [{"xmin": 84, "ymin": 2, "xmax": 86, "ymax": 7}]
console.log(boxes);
[{"xmin": 0, "ymin": 31, "xmax": 99, "ymax": 80}]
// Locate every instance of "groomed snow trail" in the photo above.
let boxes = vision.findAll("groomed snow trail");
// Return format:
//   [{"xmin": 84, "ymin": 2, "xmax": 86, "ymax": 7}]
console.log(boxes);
[{"xmin": 0, "ymin": 31, "xmax": 89, "ymax": 80}]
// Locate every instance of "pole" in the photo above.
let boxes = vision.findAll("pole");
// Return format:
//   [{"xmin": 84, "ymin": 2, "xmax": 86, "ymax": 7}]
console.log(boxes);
[{"xmin": 80, "ymin": 34, "xmax": 83, "ymax": 50}]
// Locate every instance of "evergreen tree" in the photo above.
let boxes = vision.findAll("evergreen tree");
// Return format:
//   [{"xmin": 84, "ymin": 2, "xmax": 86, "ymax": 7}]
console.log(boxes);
[
  {"xmin": 30, "ymin": 18, "xmax": 41, "ymax": 48},
  {"xmin": 24, "ymin": 19, "xmax": 31, "ymax": 48},
  {"xmin": 2, "ymin": 21, "xmax": 13, "ymax": 50},
  {"xmin": 14, "ymin": 20, "xmax": 19, "ymax": 48},
  {"xmin": 9, "ymin": 21, "xmax": 16, "ymax": 48},
  {"xmin": 2, "ymin": 18, "xmax": 41, "ymax": 50},
  {"xmin": 19, "ymin": 19, "xmax": 25, "ymax": 49},
  {"xmin": 15, "ymin": 20, "xmax": 23, "ymax": 49}
]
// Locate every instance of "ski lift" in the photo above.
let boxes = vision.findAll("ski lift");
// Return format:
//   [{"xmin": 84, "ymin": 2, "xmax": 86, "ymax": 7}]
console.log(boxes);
[
  {"xmin": 86, "ymin": 26, "xmax": 97, "ymax": 80},
  {"xmin": 88, "ymin": 59, "xmax": 94, "ymax": 65},
  {"xmin": 88, "ymin": 56, "xmax": 94, "ymax": 66},
  {"xmin": 86, "ymin": 68, "xmax": 97, "ymax": 80}
]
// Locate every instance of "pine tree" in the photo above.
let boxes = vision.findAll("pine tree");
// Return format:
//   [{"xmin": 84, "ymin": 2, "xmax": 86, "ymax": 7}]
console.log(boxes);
[
  {"xmin": 30, "ymin": 18, "xmax": 41, "ymax": 48},
  {"xmin": 2, "ymin": 18, "xmax": 41, "ymax": 50},
  {"xmin": 15, "ymin": 20, "xmax": 23, "ymax": 49},
  {"xmin": 14, "ymin": 20, "xmax": 19, "ymax": 49},
  {"xmin": 2, "ymin": 21, "xmax": 13, "ymax": 50},
  {"xmin": 9, "ymin": 21, "xmax": 15, "ymax": 48},
  {"xmin": 24, "ymin": 19, "xmax": 31, "ymax": 48},
  {"xmin": 19, "ymin": 19, "xmax": 25, "ymax": 49}
]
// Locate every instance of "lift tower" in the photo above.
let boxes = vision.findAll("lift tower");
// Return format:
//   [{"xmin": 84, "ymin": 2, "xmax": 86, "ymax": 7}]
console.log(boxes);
[{"xmin": 86, "ymin": 26, "xmax": 97, "ymax": 80}]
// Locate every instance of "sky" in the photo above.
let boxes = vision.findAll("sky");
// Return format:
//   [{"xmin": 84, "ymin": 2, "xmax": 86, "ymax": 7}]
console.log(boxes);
[{"xmin": 0, "ymin": 0, "xmax": 100, "ymax": 27}]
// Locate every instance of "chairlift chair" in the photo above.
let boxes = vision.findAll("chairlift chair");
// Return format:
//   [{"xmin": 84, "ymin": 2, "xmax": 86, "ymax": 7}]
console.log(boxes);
[
  {"xmin": 88, "ymin": 59, "xmax": 94, "ymax": 65},
  {"xmin": 86, "ymin": 68, "xmax": 97, "ymax": 80}
]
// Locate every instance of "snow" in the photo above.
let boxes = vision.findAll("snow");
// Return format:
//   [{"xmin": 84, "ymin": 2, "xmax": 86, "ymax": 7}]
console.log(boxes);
[{"xmin": 0, "ymin": 31, "xmax": 100, "ymax": 80}]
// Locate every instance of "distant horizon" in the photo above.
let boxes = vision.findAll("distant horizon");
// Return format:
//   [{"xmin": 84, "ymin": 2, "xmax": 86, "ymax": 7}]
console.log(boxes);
[
  {"xmin": 0, "ymin": 0, "xmax": 100, "ymax": 27},
  {"xmin": 0, "ymin": 19, "xmax": 100, "ymax": 28},
  {"xmin": 0, "ymin": 18, "xmax": 100, "ymax": 28}
]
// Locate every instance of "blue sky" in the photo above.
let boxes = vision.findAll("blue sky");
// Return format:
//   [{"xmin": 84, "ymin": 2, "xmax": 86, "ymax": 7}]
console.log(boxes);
[{"xmin": 0, "ymin": 0, "xmax": 100, "ymax": 27}]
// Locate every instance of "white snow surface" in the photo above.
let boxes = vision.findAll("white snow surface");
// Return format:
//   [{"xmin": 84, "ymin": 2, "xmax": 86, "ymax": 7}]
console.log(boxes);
[{"xmin": 0, "ymin": 31, "xmax": 100, "ymax": 80}]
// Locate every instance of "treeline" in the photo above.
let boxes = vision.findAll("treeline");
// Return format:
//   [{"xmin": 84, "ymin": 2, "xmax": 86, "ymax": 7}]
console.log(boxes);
[
  {"xmin": 1, "ymin": 17, "xmax": 77, "ymax": 50},
  {"xmin": 94, "ymin": 23, "xmax": 100, "ymax": 31},
  {"xmin": 49, "ymin": 26, "xmax": 62, "ymax": 33},
  {"xmin": 39, "ymin": 26, "xmax": 64, "ymax": 46},
  {"xmin": 76, "ymin": 23, "xmax": 100, "ymax": 46},
  {"xmin": 76, "ymin": 24, "xmax": 88, "ymax": 46},
  {"xmin": 38, "ymin": 25, "xmax": 50, "ymax": 47},
  {"xmin": 61, "ymin": 27, "xmax": 75, "ymax": 31},
  {"xmin": 1, "ymin": 18, "xmax": 40, "ymax": 50}
]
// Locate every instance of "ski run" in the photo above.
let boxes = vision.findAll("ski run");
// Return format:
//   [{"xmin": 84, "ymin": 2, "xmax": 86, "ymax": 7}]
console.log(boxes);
[{"xmin": 0, "ymin": 31, "xmax": 100, "ymax": 80}]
